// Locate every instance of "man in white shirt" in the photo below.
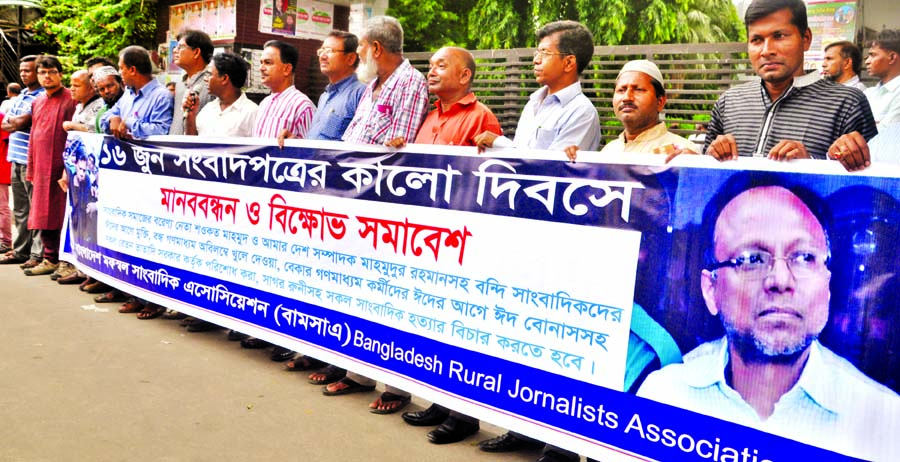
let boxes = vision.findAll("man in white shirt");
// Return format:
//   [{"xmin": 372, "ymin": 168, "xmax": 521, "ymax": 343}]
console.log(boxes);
[
  {"xmin": 821, "ymin": 41, "xmax": 867, "ymax": 91},
  {"xmin": 185, "ymin": 52, "xmax": 257, "ymax": 137},
  {"xmin": 474, "ymin": 20, "xmax": 600, "ymax": 153},
  {"xmin": 637, "ymin": 177, "xmax": 900, "ymax": 462},
  {"xmin": 865, "ymin": 30, "xmax": 900, "ymax": 127}
]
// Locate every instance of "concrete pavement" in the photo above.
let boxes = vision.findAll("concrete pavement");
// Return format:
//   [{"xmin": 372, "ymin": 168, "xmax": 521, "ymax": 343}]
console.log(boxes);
[{"xmin": 0, "ymin": 265, "xmax": 548, "ymax": 462}]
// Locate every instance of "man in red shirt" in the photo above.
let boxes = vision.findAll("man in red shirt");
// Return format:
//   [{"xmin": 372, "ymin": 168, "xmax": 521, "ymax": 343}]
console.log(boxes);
[
  {"xmin": 380, "ymin": 48, "xmax": 500, "ymax": 440},
  {"xmin": 386, "ymin": 46, "xmax": 501, "ymax": 148},
  {"xmin": 24, "ymin": 55, "xmax": 76, "ymax": 276}
]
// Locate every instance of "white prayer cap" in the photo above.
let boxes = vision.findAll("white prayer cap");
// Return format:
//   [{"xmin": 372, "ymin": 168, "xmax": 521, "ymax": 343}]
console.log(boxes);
[{"xmin": 618, "ymin": 60, "xmax": 665, "ymax": 87}]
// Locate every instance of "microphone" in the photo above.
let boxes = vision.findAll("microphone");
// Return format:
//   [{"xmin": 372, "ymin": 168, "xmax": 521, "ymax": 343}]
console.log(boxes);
[{"xmin": 182, "ymin": 83, "xmax": 203, "ymax": 124}]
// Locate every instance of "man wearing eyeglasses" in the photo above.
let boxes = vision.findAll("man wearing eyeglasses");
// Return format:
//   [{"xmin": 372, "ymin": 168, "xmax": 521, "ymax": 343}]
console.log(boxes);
[
  {"xmin": 637, "ymin": 177, "xmax": 900, "ymax": 462},
  {"xmin": 474, "ymin": 20, "xmax": 600, "ymax": 154},
  {"xmin": 21, "ymin": 55, "xmax": 76, "ymax": 276},
  {"xmin": 304, "ymin": 30, "xmax": 366, "ymax": 141},
  {"xmin": 170, "ymin": 30, "xmax": 214, "ymax": 135}
]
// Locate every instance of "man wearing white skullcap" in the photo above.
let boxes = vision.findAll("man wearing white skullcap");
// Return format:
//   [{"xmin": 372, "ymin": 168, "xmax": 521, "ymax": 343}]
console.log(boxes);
[{"xmin": 599, "ymin": 59, "xmax": 698, "ymax": 159}]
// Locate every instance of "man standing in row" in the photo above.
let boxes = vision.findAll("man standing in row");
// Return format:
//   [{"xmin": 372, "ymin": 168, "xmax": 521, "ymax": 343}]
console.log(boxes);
[
  {"xmin": 0, "ymin": 56, "xmax": 43, "ymax": 267},
  {"xmin": 185, "ymin": 52, "xmax": 258, "ymax": 137},
  {"xmin": 254, "ymin": 40, "xmax": 315, "ymax": 139},
  {"xmin": 821, "ymin": 41, "xmax": 867, "ymax": 91},
  {"xmin": 704, "ymin": 0, "xmax": 876, "ymax": 171},
  {"xmin": 170, "ymin": 30, "xmax": 214, "ymax": 136},
  {"xmin": 102, "ymin": 46, "xmax": 174, "ymax": 140},
  {"xmin": 324, "ymin": 15, "xmax": 428, "ymax": 415},
  {"xmin": 865, "ymin": 29, "xmax": 900, "ymax": 127},
  {"xmin": 384, "ymin": 45, "xmax": 501, "ymax": 444},
  {"xmin": 475, "ymin": 20, "xmax": 600, "ymax": 153},
  {"xmin": 599, "ymin": 60, "xmax": 698, "ymax": 158},
  {"xmin": 23, "ymin": 55, "xmax": 76, "ymax": 276}
]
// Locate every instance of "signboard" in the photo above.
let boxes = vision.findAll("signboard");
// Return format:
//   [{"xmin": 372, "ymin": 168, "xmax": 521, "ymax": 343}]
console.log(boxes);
[
  {"xmin": 804, "ymin": 0, "xmax": 859, "ymax": 69},
  {"xmin": 62, "ymin": 134, "xmax": 900, "ymax": 462}
]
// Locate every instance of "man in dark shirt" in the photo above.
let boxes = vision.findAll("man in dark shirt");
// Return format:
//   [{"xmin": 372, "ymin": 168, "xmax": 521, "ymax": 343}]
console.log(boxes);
[{"xmin": 704, "ymin": 0, "xmax": 875, "ymax": 172}]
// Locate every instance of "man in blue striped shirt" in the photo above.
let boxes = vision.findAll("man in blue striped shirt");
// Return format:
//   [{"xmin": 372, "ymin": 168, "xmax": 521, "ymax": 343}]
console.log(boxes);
[
  {"xmin": 0, "ymin": 55, "xmax": 44, "ymax": 266},
  {"xmin": 704, "ymin": 0, "xmax": 876, "ymax": 172}
]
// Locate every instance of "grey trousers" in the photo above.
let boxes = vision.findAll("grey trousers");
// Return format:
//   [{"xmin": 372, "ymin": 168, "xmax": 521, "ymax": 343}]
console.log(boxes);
[{"xmin": 10, "ymin": 163, "xmax": 41, "ymax": 259}]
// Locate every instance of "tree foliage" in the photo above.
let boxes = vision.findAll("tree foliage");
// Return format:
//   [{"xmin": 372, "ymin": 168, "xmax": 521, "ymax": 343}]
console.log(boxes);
[
  {"xmin": 391, "ymin": 0, "xmax": 744, "ymax": 51},
  {"xmin": 31, "ymin": 0, "xmax": 157, "ymax": 70}
]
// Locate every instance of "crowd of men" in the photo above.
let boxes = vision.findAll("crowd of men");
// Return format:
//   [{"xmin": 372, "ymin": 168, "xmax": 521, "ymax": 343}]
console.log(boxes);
[{"xmin": 1, "ymin": 0, "xmax": 899, "ymax": 460}]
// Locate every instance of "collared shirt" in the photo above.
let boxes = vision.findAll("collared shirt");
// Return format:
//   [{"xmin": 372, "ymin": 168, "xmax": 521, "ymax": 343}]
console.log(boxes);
[
  {"xmin": 6, "ymin": 87, "xmax": 45, "ymax": 165},
  {"xmin": 253, "ymin": 85, "xmax": 315, "ymax": 138},
  {"xmin": 704, "ymin": 72, "xmax": 877, "ymax": 159},
  {"xmin": 306, "ymin": 74, "xmax": 366, "ymax": 141},
  {"xmin": 342, "ymin": 60, "xmax": 429, "ymax": 145},
  {"xmin": 869, "ymin": 122, "xmax": 900, "ymax": 163},
  {"xmin": 196, "ymin": 93, "xmax": 258, "ymax": 137},
  {"xmin": 170, "ymin": 69, "xmax": 212, "ymax": 135},
  {"xmin": 842, "ymin": 75, "xmax": 867, "ymax": 92},
  {"xmin": 637, "ymin": 337, "xmax": 900, "ymax": 462},
  {"xmin": 101, "ymin": 79, "xmax": 174, "ymax": 139},
  {"xmin": 865, "ymin": 75, "xmax": 900, "ymax": 127},
  {"xmin": 414, "ymin": 92, "xmax": 502, "ymax": 146},
  {"xmin": 72, "ymin": 96, "xmax": 105, "ymax": 133},
  {"xmin": 493, "ymin": 81, "xmax": 601, "ymax": 151},
  {"xmin": 600, "ymin": 122, "xmax": 699, "ymax": 154}
]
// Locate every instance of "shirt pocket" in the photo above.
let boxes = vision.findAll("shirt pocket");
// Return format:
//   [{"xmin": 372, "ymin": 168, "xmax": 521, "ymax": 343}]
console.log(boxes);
[
  {"xmin": 534, "ymin": 126, "xmax": 557, "ymax": 149},
  {"xmin": 367, "ymin": 111, "xmax": 393, "ymax": 143}
]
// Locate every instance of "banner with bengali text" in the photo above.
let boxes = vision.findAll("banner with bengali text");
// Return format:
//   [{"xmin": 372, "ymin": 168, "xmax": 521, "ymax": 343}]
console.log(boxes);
[{"xmin": 61, "ymin": 133, "xmax": 900, "ymax": 462}]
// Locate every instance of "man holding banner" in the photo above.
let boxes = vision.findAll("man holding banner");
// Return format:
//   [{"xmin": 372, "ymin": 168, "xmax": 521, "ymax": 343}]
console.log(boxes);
[
  {"xmin": 637, "ymin": 175, "xmax": 900, "ymax": 462},
  {"xmin": 325, "ymin": 15, "xmax": 428, "ymax": 415},
  {"xmin": 704, "ymin": 0, "xmax": 876, "ymax": 172},
  {"xmin": 384, "ymin": 45, "xmax": 502, "ymax": 444}
]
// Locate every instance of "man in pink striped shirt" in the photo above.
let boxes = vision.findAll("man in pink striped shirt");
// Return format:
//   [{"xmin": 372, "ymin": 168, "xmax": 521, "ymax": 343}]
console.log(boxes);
[
  {"xmin": 341, "ymin": 16, "xmax": 428, "ymax": 146},
  {"xmin": 253, "ymin": 40, "xmax": 315, "ymax": 138}
]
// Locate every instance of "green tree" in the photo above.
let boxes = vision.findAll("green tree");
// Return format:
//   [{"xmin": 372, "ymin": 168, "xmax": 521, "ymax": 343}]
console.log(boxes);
[
  {"xmin": 393, "ymin": 0, "xmax": 744, "ymax": 50},
  {"xmin": 31, "ymin": 0, "xmax": 157, "ymax": 70}
]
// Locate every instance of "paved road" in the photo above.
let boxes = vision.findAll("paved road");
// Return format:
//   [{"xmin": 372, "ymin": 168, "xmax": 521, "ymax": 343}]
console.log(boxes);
[{"xmin": 0, "ymin": 265, "xmax": 547, "ymax": 462}]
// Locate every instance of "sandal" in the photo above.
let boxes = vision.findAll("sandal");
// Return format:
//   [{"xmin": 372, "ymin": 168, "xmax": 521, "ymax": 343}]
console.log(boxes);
[
  {"xmin": 322, "ymin": 377, "xmax": 375, "ymax": 396},
  {"xmin": 308, "ymin": 365, "xmax": 346, "ymax": 385},
  {"xmin": 118, "ymin": 298, "xmax": 144, "ymax": 314},
  {"xmin": 370, "ymin": 392, "xmax": 411, "ymax": 415},
  {"xmin": 94, "ymin": 291, "xmax": 128, "ymax": 303},
  {"xmin": 284, "ymin": 356, "xmax": 326, "ymax": 372},
  {"xmin": 137, "ymin": 303, "xmax": 166, "ymax": 320}
]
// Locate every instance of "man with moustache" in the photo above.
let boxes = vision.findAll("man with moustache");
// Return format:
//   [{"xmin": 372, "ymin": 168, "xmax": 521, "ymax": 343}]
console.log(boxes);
[
  {"xmin": 91, "ymin": 66, "xmax": 125, "ymax": 133},
  {"xmin": 0, "ymin": 56, "xmax": 44, "ymax": 267},
  {"xmin": 22, "ymin": 55, "xmax": 76, "ymax": 276},
  {"xmin": 340, "ymin": 16, "xmax": 428, "ymax": 146},
  {"xmin": 239, "ymin": 40, "xmax": 315, "ymax": 354},
  {"xmin": 326, "ymin": 15, "xmax": 428, "ymax": 415},
  {"xmin": 62, "ymin": 70, "xmax": 104, "ymax": 134},
  {"xmin": 383, "ymin": 45, "xmax": 502, "ymax": 444},
  {"xmin": 864, "ymin": 29, "xmax": 900, "ymax": 127},
  {"xmin": 637, "ymin": 175, "xmax": 900, "ymax": 462},
  {"xmin": 170, "ymin": 30, "xmax": 214, "ymax": 135},
  {"xmin": 278, "ymin": 30, "xmax": 365, "ymax": 373},
  {"xmin": 474, "ymin": 20, "xmax": 600, "ymax": 154},
  {"xmin": 598, "ymin": 60, "xmax": 698, "ymax": 159},
  {"xmin": 253, "ymin": 40, "xmax": 315, "ymax": 139},
  {"xmin": 821, "ymin": 41, "xmax": 867, "ymax": 91},
  {"xmin": 704, "ymin": 0, "xmax": 876, "ymax": 172}
]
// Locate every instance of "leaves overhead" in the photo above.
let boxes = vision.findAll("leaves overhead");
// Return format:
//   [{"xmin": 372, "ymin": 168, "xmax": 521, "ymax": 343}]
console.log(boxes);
[
  {"xmin": 31, "ymin": 0, "xmax": 157, "ymax": 70},
  {"xmin": 390, "ymin": 0, "xmax": 745, "ymax": 51}
]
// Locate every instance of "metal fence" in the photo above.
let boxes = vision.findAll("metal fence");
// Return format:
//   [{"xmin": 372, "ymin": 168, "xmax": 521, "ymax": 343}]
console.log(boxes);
[{"xmin": 404, "ymin": 42, "xmax": 754, "ymax": 142}]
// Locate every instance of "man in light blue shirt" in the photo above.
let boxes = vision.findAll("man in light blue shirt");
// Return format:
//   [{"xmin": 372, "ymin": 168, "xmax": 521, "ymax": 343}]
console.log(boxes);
[
  {"xmin": 101, "ymin": 46, "xmax": 173, "ymax": 140},
  {"xmin": 306, "ymin": 30, "xmax": 366, "ymax": 141},
  {"xmin": 474, "ymin": 21, "xmax": 600, "ymax": 153},
  {"xmin": 637, "ymin": 178, "xmax": 900, "ymax": 462},
  {"xmin": 0, "ymin": 55, "xmax": 44, "ymax": 266}
]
